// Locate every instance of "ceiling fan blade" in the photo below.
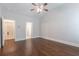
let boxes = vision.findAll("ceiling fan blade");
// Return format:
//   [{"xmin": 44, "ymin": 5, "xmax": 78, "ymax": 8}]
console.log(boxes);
[
  {"xmin": 44, "ymin": 9, "xmax": 48, "ymax": 11},
  {"xmin": 32, "ymin": 3, "xmax": 37, "ymax": 6},
  {"xmin": 44, "ymin": 3, "xmax": 48, "ymax": 6},
  {"xmin": 30, "ymin": 9, "xmax": 34, "ymax": 11}
]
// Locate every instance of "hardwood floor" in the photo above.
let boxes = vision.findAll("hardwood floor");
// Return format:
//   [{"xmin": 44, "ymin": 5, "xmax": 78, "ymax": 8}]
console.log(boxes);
[{"xmin": 0, "ymin": 38, "xmax": 79, "ymax": 56}]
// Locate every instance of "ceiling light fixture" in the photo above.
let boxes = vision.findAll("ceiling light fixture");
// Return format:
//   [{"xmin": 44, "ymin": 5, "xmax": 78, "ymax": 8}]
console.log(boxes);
[{"xmin": 31, "ymin": 3, "xmax": 48, "ymax": 14}]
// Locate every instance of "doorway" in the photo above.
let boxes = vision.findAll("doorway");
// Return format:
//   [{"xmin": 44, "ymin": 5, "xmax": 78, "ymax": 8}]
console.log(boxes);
[
  {"xmin": 3, "ymin": 19, "xmax": 16, "ymax": 48},
  {"xmin": 26, "ymin": 22, "xmax": 32, "ymax": 39}
]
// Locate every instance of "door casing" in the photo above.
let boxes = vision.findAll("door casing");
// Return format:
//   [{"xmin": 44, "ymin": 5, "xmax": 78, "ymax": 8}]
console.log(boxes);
[
  {"xmin": 2, "ymin": 19, "xmax": 16, "ymax": 47},
  {"xmin": 26, "ymin": 22, "xmax": 32, "ymax": 39}
]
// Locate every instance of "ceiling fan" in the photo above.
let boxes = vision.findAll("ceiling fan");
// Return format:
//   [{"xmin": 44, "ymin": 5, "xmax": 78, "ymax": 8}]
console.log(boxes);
[{"xmin": 31, "ymin": 3, "xmax": 48, "ymax": 14}]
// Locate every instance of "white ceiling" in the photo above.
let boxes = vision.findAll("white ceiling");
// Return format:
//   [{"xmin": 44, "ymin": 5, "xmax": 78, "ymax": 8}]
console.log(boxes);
[{"xmin": 0, "ymin": 3, "xmax": 63, "ymax": 18}]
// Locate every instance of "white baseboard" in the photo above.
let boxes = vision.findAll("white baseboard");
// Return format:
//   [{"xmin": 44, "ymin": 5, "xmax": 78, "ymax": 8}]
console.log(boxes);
[
  {"xmin": 31, "ymin": 36, "xmax": 40, "ymax": 39},
  {"xmin": 41, "ymin": 36, "xmax": 79, "ymax": 47},
  {"xmin": 15, "ymin": 38, "xmax": 25, "ymax": 41},
  {"xmin": 15, "ymin": 36, "xmax": 40, "ymax": 41}
]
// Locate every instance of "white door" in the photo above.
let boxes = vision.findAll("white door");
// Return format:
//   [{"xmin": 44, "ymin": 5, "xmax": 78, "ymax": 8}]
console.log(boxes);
[
  {"xmin": 26, "ymin": 22, "xmax": 32, "ymax": 39},
  {"xmin": 3, "ymin": 20, "xmax": 15, "ymax": 40}
]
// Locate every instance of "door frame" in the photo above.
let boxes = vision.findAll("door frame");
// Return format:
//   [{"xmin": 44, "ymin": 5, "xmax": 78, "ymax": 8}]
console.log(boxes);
[
  {"xmin": 1, "ymin": 17, "xmax": 3, "ymax": 48},
  {"xmin": 26, "ymin": 22, "xmax": 32, "ymax": 39},
  {"xmin": 2, "ymin": 18, "xmax": 16, "ymax": 48}
]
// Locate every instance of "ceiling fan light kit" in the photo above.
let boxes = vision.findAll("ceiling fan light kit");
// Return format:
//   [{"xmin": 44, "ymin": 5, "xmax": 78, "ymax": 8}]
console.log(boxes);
[{"xmin": 31, "ymin": 3, "xmax": 48, "ymax": 14}]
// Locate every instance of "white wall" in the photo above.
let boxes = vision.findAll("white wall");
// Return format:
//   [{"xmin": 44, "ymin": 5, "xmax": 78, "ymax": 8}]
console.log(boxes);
[
  {"xmin": 40, "ymin": 4, "xmax": 79, "ymax": 47},
  {"xmin": 2, "ymin": 10, "xmax": 40, "ymax": 41}
]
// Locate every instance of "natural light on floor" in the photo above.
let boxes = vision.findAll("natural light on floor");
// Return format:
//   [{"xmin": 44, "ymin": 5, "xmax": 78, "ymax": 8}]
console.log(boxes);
[{"xmin": 26, "ymin": 22, "xmax": 32, "ymax": 55}]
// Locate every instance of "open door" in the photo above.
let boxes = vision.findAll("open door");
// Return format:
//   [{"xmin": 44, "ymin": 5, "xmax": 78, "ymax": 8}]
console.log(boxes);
[
  {"xmin": 3, "ymin": 19, "xmax": 16, "ymax": 48},
  {"xmin": 3, "ymin": 20, "xmax": 15, "ymax": 40},
  {"xmin": 26, "ymin": 22, "xmax": 32, "ymax": 39}
]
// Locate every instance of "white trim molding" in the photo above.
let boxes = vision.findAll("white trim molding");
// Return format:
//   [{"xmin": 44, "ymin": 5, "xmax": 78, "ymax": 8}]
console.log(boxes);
[
  {"xmin": 15, "ymin": 38, "xmax": 25, "ymax": 41},
  {"xmin": 15, "ymin": 36, "xmax": 40, "ymax": 41},
  {"xmin": 31, "ymin": 36, "xmax": 41, "ymax": 39},
  {"xmin": 41, "ymin": 36, "xmax": 79, "ymax": 47}
]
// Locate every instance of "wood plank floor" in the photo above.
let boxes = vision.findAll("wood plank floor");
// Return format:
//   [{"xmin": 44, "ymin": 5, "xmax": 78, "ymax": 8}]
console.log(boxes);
[{"xmin": 0, "ymin": 38, "xmax": 79, "ymax": 56}]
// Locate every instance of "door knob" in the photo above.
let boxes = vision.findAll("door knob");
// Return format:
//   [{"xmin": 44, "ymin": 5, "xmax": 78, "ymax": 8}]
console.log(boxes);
[{"xmin": 7, "ymin": 32, "xmax": 9, "ymax": 35}]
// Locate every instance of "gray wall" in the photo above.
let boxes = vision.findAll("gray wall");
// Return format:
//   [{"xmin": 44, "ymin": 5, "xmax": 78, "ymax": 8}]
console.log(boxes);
[
  {"xmin": 0, "ymin": 18, "xmax": 1, "ymax": 48},
  {"xmin": 40, "ymin": 4, "xmax": 79, "ymax": 46},
  {"xmin": 0, "ymin": 6, "xmax": 2, "ymax": 48},
  {"xmin": 2, "ymin": 9, "xmax": 40, "ymax": 41}
]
